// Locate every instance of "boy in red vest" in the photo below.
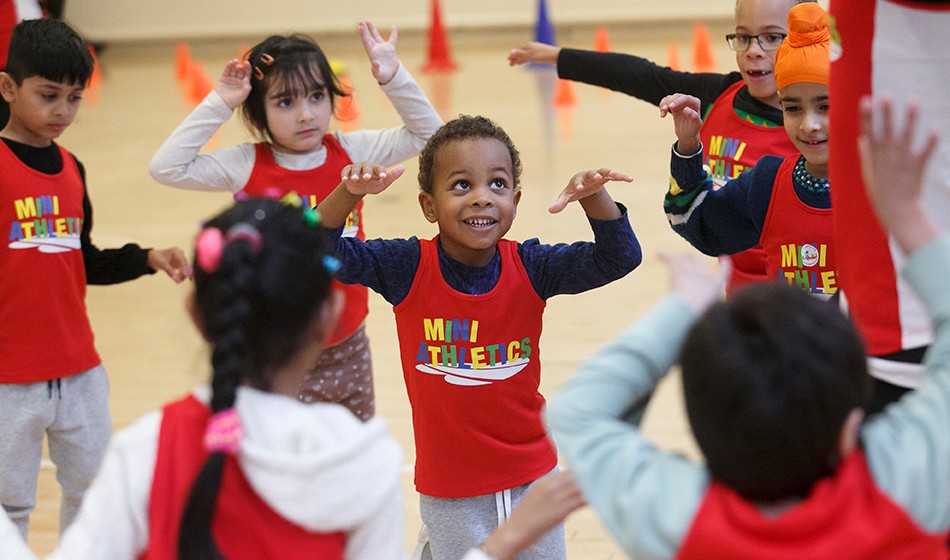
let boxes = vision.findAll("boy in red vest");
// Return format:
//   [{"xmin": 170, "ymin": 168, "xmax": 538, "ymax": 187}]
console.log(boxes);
[
  {"xmin": 0, "ymin": 18, "xmax": 188, "ymax": 538},
  {"xmin": 662, "ymin": 2, "xmax": 835, "ymax": 298},
  {"xmin": 509, "ymin": 0, "xmax": 806, "ymax": 295},
  {"xmin": 316, "ymin": 114, "xmax": 642, "ymax": 560},
  {"xmin": 544, "ymin": 95, "xmax": 950, "ymax": 559}
]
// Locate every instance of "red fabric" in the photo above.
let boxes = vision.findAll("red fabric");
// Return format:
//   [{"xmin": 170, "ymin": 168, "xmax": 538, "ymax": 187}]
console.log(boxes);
[
  {"xmin": 701, "ymin": 81, "xmax": 799, "ymax": 296},
  {"xmin": 676, "ymin": 450, "xmax": 950, "ymax": 560},
  {"xmin": 0, "ymin": 0, "xmax": 16, "ymax": 69},
  {"xmin": 828, "ymin": 0, "xmax": 906, "ymax": 355},
  {"xmin": 238, "ymin": 136, "xmax": 365, "ymax": 346},
  {"xmin": 393, "ymin": 238, "xmax": 555, "ymax": 497},
  {"xmin": 759, "ymin": 156, "xmax": 837, "ymax": 295},
  {"xmin": 141, "ymin": 395, "xmax": 345, "ymax": 560},
  {"xmin": 0, "ymin": 141, "xmax": 99, "ymax": 382}
]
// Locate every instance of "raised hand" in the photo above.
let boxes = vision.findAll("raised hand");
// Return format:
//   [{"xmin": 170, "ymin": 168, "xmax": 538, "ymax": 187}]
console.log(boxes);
[
  {"xmin": 341, "ymin": 162, "xmax": 406, "ymax": 196},
  {"xmin": 507, "ymin": 42, "xmax": 561, "ymax": 66},
  {"xmin": 858, "ymin": 95, "xmax": 940, "ymax": 255},
  {"xmin": 548, "ymin": 168, "xmax": 632, "ymax": 215},
  {"xmin": 659, "ymin": 93, "xmax": 703, "ymax": 155},
  {"xmin": 659, "ymin": 252, "xmax": 728, "ymax": 313},
  {"xmin": 359, "ymin": 21, "xmax": 399, "ymax": 84},
  {"xmin": 215, "ymin": 59, "xmax": 252, "ymax": 110}
]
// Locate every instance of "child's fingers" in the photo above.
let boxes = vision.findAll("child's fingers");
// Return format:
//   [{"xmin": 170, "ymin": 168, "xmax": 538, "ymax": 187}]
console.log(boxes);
[
  {"xmin": 597, "ymin": 168, "xmax": 633, "ymax": 183},
  {"xmin": 388, "ymin": 25, "xmax": 398, "ymax": 44},
  {"xmin": 548, "ymin": 193, "xmax": 570, "ymax": 214}
]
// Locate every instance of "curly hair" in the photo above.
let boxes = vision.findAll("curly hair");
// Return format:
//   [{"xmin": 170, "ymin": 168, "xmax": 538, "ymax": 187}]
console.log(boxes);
[{"xmin": 417, "ymin": 115, "xmax": 523, "ymax": 194}]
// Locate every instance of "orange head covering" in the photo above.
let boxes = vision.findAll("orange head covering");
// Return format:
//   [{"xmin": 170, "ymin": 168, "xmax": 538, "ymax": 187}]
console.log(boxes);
[{"xmin": 774, "ymin": 2, "xmax": 831, "ymax": 91}]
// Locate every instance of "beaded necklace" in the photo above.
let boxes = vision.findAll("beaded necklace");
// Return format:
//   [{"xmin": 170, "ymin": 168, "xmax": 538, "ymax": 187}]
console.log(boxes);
[{"xmin": 793, "ymin": 157, "xmax": 830, "ymax": 194}]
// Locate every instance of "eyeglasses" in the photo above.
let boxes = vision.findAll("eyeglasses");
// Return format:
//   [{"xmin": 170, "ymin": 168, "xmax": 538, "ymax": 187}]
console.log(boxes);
[{"xmin": 725, "ymin": 33, "xmax": 788, "ymax": 52}]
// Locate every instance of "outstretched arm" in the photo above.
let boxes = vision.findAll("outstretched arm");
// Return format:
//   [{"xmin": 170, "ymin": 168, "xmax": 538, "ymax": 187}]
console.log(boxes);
[
  {"xmin": 548, "ymin": 168, "xmax": 631, "ymax": 218},
  {"xmin": 507, "ymin": 41, "xmax": 562, "ymax": 67},
  {"xmin": 858, "ymin": 95, "xmax": 950, "ymax": 535},
  {"xmin": 318, "ymin": 163, "xmax": 405, "ymax": 228}
]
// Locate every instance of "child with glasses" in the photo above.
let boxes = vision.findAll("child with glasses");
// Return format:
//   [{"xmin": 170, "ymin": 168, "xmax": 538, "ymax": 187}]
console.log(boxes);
[
  {"xmin": 509, "ymin": 0, "xmax": 813, "ymax": 296},
  {"xmin": 662, "ymin": 3, "xmax": 835, "ymax": 297}
]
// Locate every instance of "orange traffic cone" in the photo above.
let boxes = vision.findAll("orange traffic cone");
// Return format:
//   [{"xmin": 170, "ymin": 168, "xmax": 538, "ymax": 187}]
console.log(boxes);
[
  {"xmin": 335, "ymin": 75, "xmax": 360, "ymax": 129},
  {"xmin": 85, "ymin": 45, "xmax": 102, "ymax": 104},
  {"xmin": 552, "ymin": 78, "xmax": 577, "ymax": 107},
  {"xmin": 186, "ymin": 61, "xmax": 214, "ymax": 106},
  {"xmin": 668, "ymin": 42, "xmax": 682, "ymax": 71},
  {"xmin": 692, "ymin": 22, "xmax": 716, "ymax": 73},
  {"xmin": 422, "ymin": 0, "xmax": 458, "ymax": 72},
  {"xmin": 175, "ymin": 42, "xmax": 192, "ymax": 83},
  {"xmin": 593, "ymin": 26, "xmax": 611, "ymax": 53}
]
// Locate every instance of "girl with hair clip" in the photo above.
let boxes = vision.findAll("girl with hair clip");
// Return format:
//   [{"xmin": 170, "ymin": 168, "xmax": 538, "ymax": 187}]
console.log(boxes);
[
  {"xmin": 0, "ymin": 198, "xmax": 407, "ymax": 559},
  {"xmin": 149, "ymin": 22, "xmax": 443, "ymax": 421}
]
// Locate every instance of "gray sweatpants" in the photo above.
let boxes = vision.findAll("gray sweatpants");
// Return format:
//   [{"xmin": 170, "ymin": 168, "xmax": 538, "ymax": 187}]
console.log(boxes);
[
  {"xmin": 0, "ymin": 365, "xmax": 111, "ymax": 538},
  {"xmin": 414, "ymin": 469, "xmax": 566, "ymax": 560}
]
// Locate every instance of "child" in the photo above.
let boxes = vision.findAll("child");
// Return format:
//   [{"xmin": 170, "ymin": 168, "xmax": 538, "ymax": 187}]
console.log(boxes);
[
  {"xmin": 663, "ymin": 2, "xmax": 835, "ymax": 297},
  {"xmin": 316, "ymin": 115, "xmax": 642, "ymax": 560},
  {"xmin": 149, "ymin": 22, "xmax": 443, "ymax": 421},
  {"xmin": 0, "ymin": 18, "xmax": 189, "ymax": 538},
  {"xmin": 508, "ymin": 0, "xmax": 805, "ymax": 295},
  {"xmin": 543, "ymin": 96, "xmax": 950, "ymax": 559},
  {"xmin": 0, "ymin": 198, "xmax": 407, "ymax": 559},
  {"xmin": 828, "ymin": 0, "xmax": 950, "ymax": 412}
]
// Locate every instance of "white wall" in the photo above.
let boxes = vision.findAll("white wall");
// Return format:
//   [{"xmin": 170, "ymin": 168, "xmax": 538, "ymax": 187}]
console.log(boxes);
[{"xmin": 64, "ymin": 0, "xmax": 735, "ymax": 43}]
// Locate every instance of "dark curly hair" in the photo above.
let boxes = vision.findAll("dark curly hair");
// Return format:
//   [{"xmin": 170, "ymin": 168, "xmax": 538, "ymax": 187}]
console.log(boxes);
[{"xmin": 417, "ymin": 115, "xmax": 522, "ymax": 194}]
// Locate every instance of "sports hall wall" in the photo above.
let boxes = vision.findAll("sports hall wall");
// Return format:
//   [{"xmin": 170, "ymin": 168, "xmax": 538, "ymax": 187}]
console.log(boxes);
[{"xmin": 65, "ymin": 0, "xmax": 733, "ymax": 42}]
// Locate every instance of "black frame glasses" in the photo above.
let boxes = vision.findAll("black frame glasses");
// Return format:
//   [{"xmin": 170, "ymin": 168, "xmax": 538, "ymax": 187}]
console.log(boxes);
[{"xmin": 725, "ymin": 32, "xmax": 788, "ymax": 52}]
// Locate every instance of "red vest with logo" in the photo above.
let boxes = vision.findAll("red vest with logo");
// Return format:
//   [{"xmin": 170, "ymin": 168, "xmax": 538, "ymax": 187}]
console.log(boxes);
[
  {"xmin": 0, "ymin": 142, "xmax": 100, "ymax": 382},
  {"xmin": 237, "ymin": 136, "xmax": 364, "ymax": 346},
  {"xmin": 701, "ymin": 81, "xmax": 799, "ymax": 296},
  {"xmin": 393, "ymin": 238, "xmax": 556, "ymax": 498},
  {"xmin": 759, "ymin": 156, "xmax": 837, "ymax": 296},
  {"xmin": 140, "ymin": 395, "xmax": 345, "ymax": 560},
  {"xmin": 676, "ymin": 450, "xmax": 950, "ymax": 560}
]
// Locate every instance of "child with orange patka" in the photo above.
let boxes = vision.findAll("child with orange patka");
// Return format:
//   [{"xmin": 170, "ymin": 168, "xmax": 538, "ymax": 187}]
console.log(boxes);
[
  {"xmin": 316, "ymin": 115, "xmax": 642, "ymax": 560},
  {"xmin": 544, "ymin": 96, "xmax": 950, "ymax": 559},
  {"xmin": 663, "ymin": 2, "xmax": 836, "ymax": 297},
  {"xmin": 509, "ymin": 0, "xmax": 805, "ymax": 295},
  {"xmin": 150, "ymin": 22, "xmax": 443, "ymax": 421},
  {"xmin": 0, "ymin": 18, "xmax": 188, "ymax": 539}
]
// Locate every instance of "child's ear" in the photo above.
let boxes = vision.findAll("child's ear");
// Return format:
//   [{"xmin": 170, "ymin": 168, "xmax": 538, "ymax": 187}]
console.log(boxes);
[
  {"xmin": 419, "ymin": 191, "xmax": 438, "ymax": 224},
  {"xmin": 836, "ymin": 407, "xmax": 864, "ymax": 461},
  {"xmin": 513, "ymin": 189, "xmax": 522, "ymax": 217},
  {"xmin": 0, "ymin": 72, "xmax": 17, "ymax": 102}
]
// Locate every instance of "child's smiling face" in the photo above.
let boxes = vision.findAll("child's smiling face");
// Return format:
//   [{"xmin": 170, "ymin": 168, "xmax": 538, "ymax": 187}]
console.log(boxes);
[
  {"xmin": 779, "ymin": 81, "xmax": 830, "ymax": 178},
  {"xmin": 418, "ymin": 137, "xmax": 521, "ymax": 267}
]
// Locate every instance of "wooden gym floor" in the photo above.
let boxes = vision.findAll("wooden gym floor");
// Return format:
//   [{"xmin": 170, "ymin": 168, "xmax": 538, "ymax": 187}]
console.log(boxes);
[{"xmin": 26, "ymin": 19, "xmax": 735, "ymax": 557}]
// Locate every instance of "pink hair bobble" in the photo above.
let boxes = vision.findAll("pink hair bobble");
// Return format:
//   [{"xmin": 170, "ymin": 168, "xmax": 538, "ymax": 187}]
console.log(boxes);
[
  {"xmin": 204, "ymin": 408, "xmax": 243, "ymax": 454},
  {"xmin": 196, "ymin": 228, "xmax": 225, "ymax": 273}
]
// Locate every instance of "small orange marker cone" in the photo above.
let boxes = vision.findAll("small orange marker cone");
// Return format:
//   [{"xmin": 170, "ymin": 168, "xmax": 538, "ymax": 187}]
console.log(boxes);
[
  {"xmin": 187, "ymin": 61, "xmax": 214, "ymax": 106},
  {"xmin": 667, "ymin": 42, "xmax": 682, "ymax": 71},
  {"xmin": 692, "ymin": 22, "xmax": 717, "ymax": 73},
  {"xmin": 422, "ymin": 0, "xmax": 458, "ymax": 72},
  {"xmin": 552, "ymin": 78, "xmax": 577, "ymax": 107},
  {"xmin": 335, "ymin": 75, "xmax": 360, "ymax": 128},
  {"xmin": 593, "ymin": 26, "xmax": 611, "ymax": 53},
  {"xmin": 175, "ymin": 42, "xmax": 192, "ymax": 83},
  {"xmin": 85, "ymin": 45, "xmax": 102, "ymax": 104}
]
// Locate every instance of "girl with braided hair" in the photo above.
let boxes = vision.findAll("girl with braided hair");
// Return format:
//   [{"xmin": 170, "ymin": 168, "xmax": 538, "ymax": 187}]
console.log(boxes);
[{"xmin": 0, "ymin": 198, "xmax": 407, "ymax": 559}]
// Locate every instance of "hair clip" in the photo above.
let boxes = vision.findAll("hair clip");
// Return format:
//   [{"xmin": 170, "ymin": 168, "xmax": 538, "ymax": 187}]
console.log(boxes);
[
  {"xmin": 196, "ymin": 227, "xmax": 225, "ymax": 273},
  {"xmin": 322, "ymin": 255, "xmax": 341, "ymax": 275},
  {"xmin": 280, "ymin": 191, "xmax": 303, "ymax": 208},
  {"xmin": 253, "ymin": 52, "xmax": 275, "ymax": 81},
  {"xmin": 204, "ymin": 408, "xmax": 243, "ymax": 454},
  {"xmin": 303, "ymin": 207, "xmax": 321, "ymax": 226},
  {"xmin": 226, "ymin": 223, "xmax": 263, "ymax": 253}
]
